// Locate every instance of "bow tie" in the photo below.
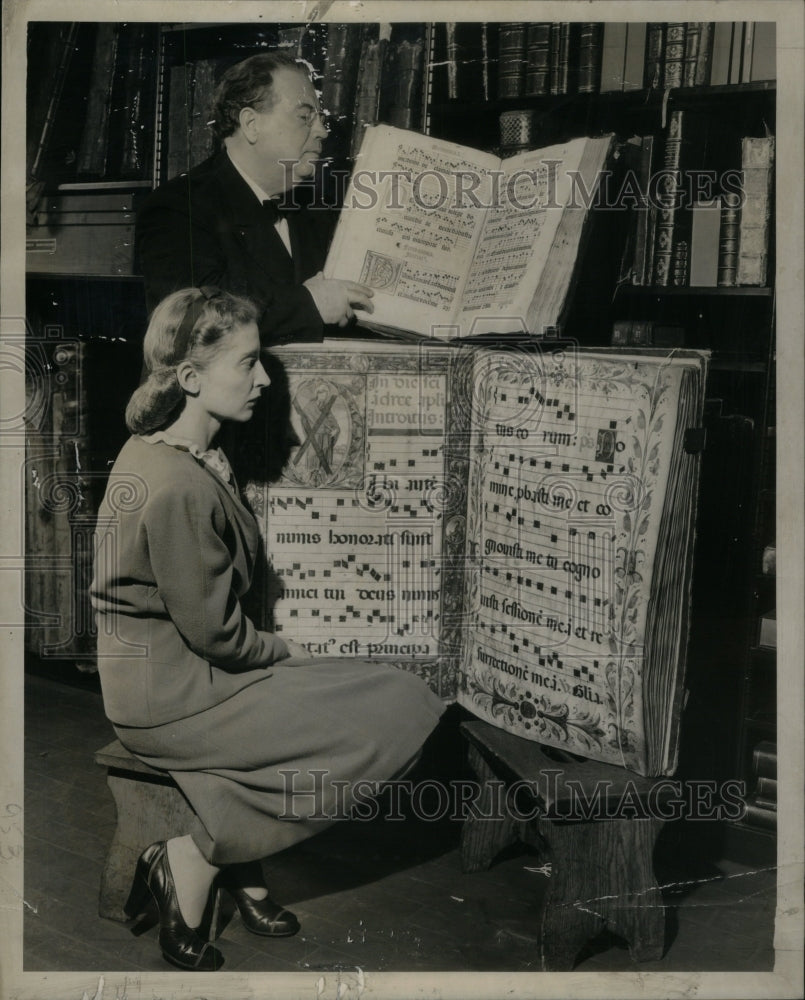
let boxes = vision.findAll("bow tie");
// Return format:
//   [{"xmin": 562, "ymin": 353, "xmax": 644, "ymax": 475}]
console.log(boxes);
[{"xmin": 262, "ymin": 199, "xmax": 296, "ymax": 225}]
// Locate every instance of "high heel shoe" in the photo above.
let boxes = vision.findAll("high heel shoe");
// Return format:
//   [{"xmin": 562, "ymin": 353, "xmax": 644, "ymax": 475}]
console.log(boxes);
[
  {"xmin": 124, "ymin": 842, "xmax": 224, "ymax": 971},
  {"xmin": 217, "ymin": 869, "xmax": 300, "ymax": 937}
]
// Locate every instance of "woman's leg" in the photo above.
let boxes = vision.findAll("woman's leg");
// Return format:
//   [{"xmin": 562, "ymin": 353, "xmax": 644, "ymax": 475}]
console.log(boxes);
[
  {"xmin": 125, "ymin": 840, "xmax": 224, "ymax": 971},
  {"xmin": 216, "ymin": 860, "xmax": 300, "ymax": 937},
  {"xmin": 166, "ymin": 835, "xmax": 220, "ymax": 927},
  {"xmin": 224, "ymin": 859, "xmax": 268, "ymax": 900}
]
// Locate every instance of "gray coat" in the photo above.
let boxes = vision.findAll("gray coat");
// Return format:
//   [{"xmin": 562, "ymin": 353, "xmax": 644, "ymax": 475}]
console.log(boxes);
[
  {"xmin": 91, "ymin": 435, "xmax": 445, "ymax": 863},
  {"xmin": 91, "ymin": 436, "xmax": 289, "ymax": 728}
]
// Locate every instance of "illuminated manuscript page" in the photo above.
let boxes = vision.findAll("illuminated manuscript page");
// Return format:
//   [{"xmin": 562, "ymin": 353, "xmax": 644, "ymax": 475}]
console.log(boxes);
[
  {"xmin": 458, "ymin": 138, "xmax": 590, "ymax": 332},
  {"xmin": 248, "ymin": 342, "xmax": 465, "ymax": 698},
  {"xmin": 458, "ymin": 348, "xmax": 697, "ymax": 774},
  {"xmin": 325, "ymin": 124, "xmax": 498, "ymax": 335}
]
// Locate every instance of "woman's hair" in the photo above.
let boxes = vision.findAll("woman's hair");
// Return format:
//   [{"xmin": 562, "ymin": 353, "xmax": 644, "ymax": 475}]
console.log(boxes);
[
  {"xmin": 125, "ymin": 288, "xmax": 258, "ymax": 435},
  {"xmin": 210, "ymin": 52, "xmax": 305, "ymax": 141}
]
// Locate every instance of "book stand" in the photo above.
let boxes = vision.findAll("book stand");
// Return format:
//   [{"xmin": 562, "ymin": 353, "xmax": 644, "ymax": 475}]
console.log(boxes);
[{"xmin": 460, "ymin": 720, "xmax": 668, "ymax": 971}]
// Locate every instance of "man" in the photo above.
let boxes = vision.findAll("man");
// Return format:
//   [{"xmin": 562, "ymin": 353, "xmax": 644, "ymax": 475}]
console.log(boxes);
[{"xmin": 136, "ymin": 52, "xmax": 373, "ymax": 345}]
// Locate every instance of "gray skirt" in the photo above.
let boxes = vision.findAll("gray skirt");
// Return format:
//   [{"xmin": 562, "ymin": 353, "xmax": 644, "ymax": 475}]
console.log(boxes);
[{"xmin": 114, "ymin": 658, "xmax": 445, "ymax": 865}]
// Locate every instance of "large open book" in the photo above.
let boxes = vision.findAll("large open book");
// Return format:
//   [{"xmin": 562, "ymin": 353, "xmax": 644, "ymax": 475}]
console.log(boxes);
[
  {"xmin": 247, "ymin": 340, "xmax": 707, "ymax": 777},
  {"xmin": 324, "ymin": 125, "xmax": 614, "ymax": 338}
]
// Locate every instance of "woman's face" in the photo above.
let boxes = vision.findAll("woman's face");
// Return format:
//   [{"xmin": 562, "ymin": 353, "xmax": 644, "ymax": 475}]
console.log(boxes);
[{"xmin": 195, "ymin": 321, "xmax": 270, "ymax": 423}]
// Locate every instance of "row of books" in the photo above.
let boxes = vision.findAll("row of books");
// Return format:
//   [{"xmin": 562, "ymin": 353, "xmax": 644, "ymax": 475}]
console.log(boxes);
[
  {"xmin": 27, "ymin": 23, "xmax": 158, "ymax": 184},
  {"xmin": 165, "ymin": 60, "xmax": 218, "ymax": 182},
  {"xmin": 165, "ymin": 24, "xmax": 427, "ymax": 175},
  {"xmin": 437, "ymin": 22, "xmax": 775, "ymax": 102},
  {"xmin": 621, "ymin": 125, "xmax": 774, "ymax": 289},
  {"xmin": 743, "ymin": 740, "xmax": 777, "ymax": 832},
  {"xmin": 322, "ymin": 24, "xmax": 426, "ymax": 159},
  {"xmin": 613, "ymin": 22, "xmax": 775, "ymax": 94},
  {"xmin": 611, "ymin": 321, "xmax": 684, "ymax": 348},
  {"xmin": 164, "ymin": 25, "xmax": 316, "ymax": 179}
]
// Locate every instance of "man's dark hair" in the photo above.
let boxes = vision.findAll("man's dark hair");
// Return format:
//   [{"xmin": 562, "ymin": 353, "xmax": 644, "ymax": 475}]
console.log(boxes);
[{"xmin": 210, "ymin": 52, "xmax": 307, "ymax": 140}]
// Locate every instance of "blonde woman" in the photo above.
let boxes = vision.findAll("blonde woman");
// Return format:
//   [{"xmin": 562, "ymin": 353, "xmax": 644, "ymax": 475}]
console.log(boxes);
[{"xmin": 91, "ymin": 288, "xmax": 444, "ymax": 971}]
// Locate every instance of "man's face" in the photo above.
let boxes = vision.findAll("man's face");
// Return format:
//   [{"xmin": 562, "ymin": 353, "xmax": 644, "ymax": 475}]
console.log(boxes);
[{"xmin": 251, "ymin": 66, "xmax": 328, "ymax": 189}]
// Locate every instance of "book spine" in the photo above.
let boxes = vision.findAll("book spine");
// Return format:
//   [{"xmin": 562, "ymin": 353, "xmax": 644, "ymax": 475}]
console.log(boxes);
[
  {"xmin": 671, "ymin": 238, "xmax": 690, "ymax": 286},
  {"xmin": 119, "ymin": 26, "xmax": 155, "ymax": 180},
  {"xmin": 611, "ymin": 320, "xmax": 631, "ymax": 346},
  {"xmin": 497, "ymin": 22, "xmax": 527, "ymax": 98},
  {"xmin": 576, "ymin": 22, "xmax": 602, "ymax": 94},
  {"xmin": 76, "ymin": 23, "xmax": 120, "ymax": 178},
  {"xmin": 524, "ymin": 23, "xmax": 551, "ymax": 97},
  {"xmin": 742, "ymin": 801, "xmax": 776, "ymax": 831},
  {"xmin": 445, "ymin": 23, "xmax": 459, "ymax": 100},
  {"xmin": 623, "ymin": 23, "xmax": 647, "ymax": 91},
  {"xmin": 755, "ymin": 776, "xmax": 777, "ymax": 800},
  {"xmin": 753, "ymin": 794, "xmax": 777, "ymax": 812},
  {"xmin": 695, "ymin": 22, "xmax": 714, "ymax": 86},
  {"xmin": 632, "ymin": 136, "xmax": 655, "ymax": 284},
  {"xmin": 166, "ymin": 63, "xmax": 191, "ymax": 180},
  {"xmin": 683, "ymin": 23, "xmax": 703, "ymax": 88},
  {"xmin": 645, "ymin": 23, "xmax": 665, "ymax": 89},
  {"xmin": 549, "ymin": 23, "xmax": 562, "ymax": 95},
  {"xmin": 689, "ymin": 199, "xmax": 721, "ymax": 286},
  {"xmin": 653, "ymin": 110, "xmax": 684, "ymax": 286},
  {"xmin": 384, "ymin": 37, "xmax": 425, "ymax": 131},
  {"xmin": 600, "ymin": 23, "xmax": 627, "ymax": 93},
  {"xmin": 737, "ymin": 136, "xmax": 774, "ymax": 286},
  {"xmin": 188, "ymin": 59, "xmax": 217, "ymax": 170},
  {"xmin": 611, "ymin": 320, "xmax": 661, "ymax": 347},
  {"xmin": 750, "ymin": 21, "xmax": 776, "ymax": 82},
  {"xmin": 351, "ymin": 29, "xmax": 388, "ymax": 157},
  {"xmin": 455, "ymin": 24, "xmax": 492, "ymax": 103},
  {"xmin": 631, "ymin": 320, "xmax": 653, "ymax": 346},
  {"xmin": 717, "ymin": 192, "xmax": 741, "ymax": 286},
  {"xmin": 556, "ymin": 23, "xmax": 572, "ymax": 94},
  {"xmin": 663, "ymin": 23, "xmax": 686, "ymax": 89},
  {"xmin": 481, "ymin": 23, "xmax": 496, "ymax": 102},
  {"xmin": 741, "ymin": 22, "xmax": 755, "ymax": 82},
  {"xmin": 752, "ymin": 740, "xmax": 777, "ymax": 779},
  {"xmin": 729, "ymin": 23, "xmax": 745, "ymax": 84},
  {"xmin": 300, "ymin": 23, "xmax": 327, "ymax": 84},
  {"xmin": 322, "ymin": 24, "xmax": 362, "ymax": 122},
  {"xmin": 710, "ymin": 22, "xmax": 734, "ymax": 85}
]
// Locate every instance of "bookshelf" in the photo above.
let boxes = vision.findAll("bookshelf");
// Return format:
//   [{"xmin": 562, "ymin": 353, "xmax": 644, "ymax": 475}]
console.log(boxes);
[
  {"xmin": 422, "ymin": 20, "xmax": 777, "ymax": 864},
  {"xmin": 23, "ymin": 19, "xmax": 778, "ymax": 862}
]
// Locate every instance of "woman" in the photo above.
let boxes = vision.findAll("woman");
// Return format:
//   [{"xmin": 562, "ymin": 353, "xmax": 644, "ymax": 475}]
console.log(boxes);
[{"xmin": 91, "ymin": 288, "xmax": 445, "ymax": 971}]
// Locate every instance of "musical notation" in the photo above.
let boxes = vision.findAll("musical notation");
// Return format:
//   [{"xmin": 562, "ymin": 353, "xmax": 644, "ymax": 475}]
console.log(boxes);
[
  {"xmin": 468, "ymin": 352, "xmax": 658, "ymax": 702},
  {"xmin": 267, "ymin": 377, "xmax": 448, "ymax": 656}
]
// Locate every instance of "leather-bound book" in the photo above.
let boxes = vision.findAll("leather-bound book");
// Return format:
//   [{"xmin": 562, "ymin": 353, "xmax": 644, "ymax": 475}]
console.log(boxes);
[{"xmin": 76, "ymin": 23, "xmax": 120, "ymax": 178}]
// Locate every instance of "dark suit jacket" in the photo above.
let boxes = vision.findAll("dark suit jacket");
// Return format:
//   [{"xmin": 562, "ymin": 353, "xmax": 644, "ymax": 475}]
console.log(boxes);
[{"xmin": 136, "ymin": 151, "xmax": 334, "ymax": 345}]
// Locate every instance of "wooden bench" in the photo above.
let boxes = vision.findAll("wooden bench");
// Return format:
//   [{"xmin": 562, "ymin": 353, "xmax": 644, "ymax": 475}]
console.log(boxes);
[
  {"xmin": 460, "ymin": 721, "xmax": 669, "ymax": 971},
  {"xmin": 95, "ymin": 739, "xmax": 196, "ymax": 922}
]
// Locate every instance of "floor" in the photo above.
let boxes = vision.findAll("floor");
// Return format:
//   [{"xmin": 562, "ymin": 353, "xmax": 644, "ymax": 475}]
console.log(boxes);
[{"xmin": 23, "ymin": 670, "xmax": 777, "ymax": 974}]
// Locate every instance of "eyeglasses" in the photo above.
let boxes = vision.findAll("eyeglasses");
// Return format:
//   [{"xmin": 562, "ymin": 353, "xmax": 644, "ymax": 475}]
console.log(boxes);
[{"xmin": 296, "ymin": 106, "xmax": 330, "ymax": 130}]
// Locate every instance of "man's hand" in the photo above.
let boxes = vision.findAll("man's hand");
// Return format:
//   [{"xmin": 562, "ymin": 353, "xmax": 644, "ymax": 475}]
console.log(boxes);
[
  {"xmin": 303, "ymin": 272, "xmax": 375, "ymax": 326},
  {"xmin": 281, "ymin": 638, "xmax": 315, "ymax": 661}
]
